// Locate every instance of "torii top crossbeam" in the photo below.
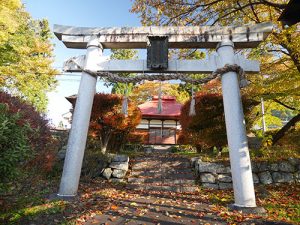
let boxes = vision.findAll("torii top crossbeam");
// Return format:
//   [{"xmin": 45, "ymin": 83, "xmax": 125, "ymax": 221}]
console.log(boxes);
[{"xmin": 54, "ymin": 22, "xmax": 273, "ymax": 49}]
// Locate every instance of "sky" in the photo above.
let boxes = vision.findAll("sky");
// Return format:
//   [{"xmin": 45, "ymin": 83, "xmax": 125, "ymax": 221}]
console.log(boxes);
[{"xmin": 23, "ymin": 0, "xmax": 142, "ymax": 127}]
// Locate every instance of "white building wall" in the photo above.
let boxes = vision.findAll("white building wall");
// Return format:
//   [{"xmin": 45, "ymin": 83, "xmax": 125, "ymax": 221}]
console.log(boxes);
[{"xmin": 136, "ymin": 119, "xmax": 181, "ymax": 130}]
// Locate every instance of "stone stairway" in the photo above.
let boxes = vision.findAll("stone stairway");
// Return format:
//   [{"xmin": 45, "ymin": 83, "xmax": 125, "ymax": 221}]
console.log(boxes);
[{"xmin": 127, "ymin": 146, "xmax": 199, "ymax": 193}]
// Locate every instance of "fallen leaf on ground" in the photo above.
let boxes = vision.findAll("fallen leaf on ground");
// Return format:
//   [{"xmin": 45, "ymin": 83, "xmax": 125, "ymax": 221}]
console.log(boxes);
[{"xmin": 110, "ymin": 205, "xmax": 118, "ymax": 210}]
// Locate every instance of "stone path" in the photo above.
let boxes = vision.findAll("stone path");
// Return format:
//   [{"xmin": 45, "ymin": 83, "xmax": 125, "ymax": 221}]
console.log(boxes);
[
  {"xmin": 85, "ymin": 192, "xmax": 227, "ymax": 225},
  {"xmin": 85, "ymin": 146, "xmax": 228, "ymax": 224},
  {"xmin": 84, "ymin": 146, "xmax": 294, "ymax": 225},
  {"xmin": 127, "ymin": 146, "xmax": 198, "ymax": 193}
]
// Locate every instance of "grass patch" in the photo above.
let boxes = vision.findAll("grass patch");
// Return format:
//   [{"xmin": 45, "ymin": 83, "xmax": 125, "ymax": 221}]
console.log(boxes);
[
  {"xmin": 171, "ymin": 145, "xmax": 231, "ymax": 162},
  {"xmin": 205, "ymin": 184, "xmax": 300, "ymax": 224},
  {"xmin": 119, "ymin": 149, "xmax": 144, "ymax": 158},
  {"xmin": 250, "ymin": 146, "xmax": 300, "ymax": 162},
  {"xmin": 256, "ymin": 185, "xmax": 300, "ymax": 224},
  {"xmin": 4, "ymin": 200, "xmax": 66, "ymax": 224},
  {"xmin": 0, "ymin": 176, "xmax": 62, "ymax": 224},
  {"xmin": 171, "ymin": 142, "xmax": 300, "ymax": 163}
]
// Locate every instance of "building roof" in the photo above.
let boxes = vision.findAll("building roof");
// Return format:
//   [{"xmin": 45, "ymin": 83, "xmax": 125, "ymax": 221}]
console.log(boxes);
[{"xmin": 138, "ymin": 96, "xmax": 182, "ymax": 120}]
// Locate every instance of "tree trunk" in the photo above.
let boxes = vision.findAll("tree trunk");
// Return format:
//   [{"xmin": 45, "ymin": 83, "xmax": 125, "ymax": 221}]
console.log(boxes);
[
  {"xmin": 99, "ymin": 134, "xmax": 104, "ymax": 153},
  {"xmin": 99, "ymin": 129, "xmax": 112, "ymax": 154},
  {"xmin": 272, "ymin": 113, "xmax": 300, "ymax": 145},
  {"xmin": 118, "ymin": 131, "xmax": 128, "ymax": 152},
  {"xmin": 216, "ymin": 146, "xmax": 222, "ymax": 157},
  {"xmin": 101, "ymin": 146, "xmax": 107, "ymax": 155},
  {"xmin": 99, "ymin": 135, "xmax": 107, "ymax": 154}
]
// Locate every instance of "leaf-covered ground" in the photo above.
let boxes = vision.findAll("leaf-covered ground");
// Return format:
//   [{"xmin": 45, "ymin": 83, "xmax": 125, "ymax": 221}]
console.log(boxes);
[{"xmin": 1, "ymin": 178, "xmax": 299, "ymax": 225}]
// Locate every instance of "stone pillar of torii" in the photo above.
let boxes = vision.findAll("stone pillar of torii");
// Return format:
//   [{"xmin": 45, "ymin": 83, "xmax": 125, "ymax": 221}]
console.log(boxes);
[{"xmin": 54, "ymin": 23, "xmax": 273, "ymax": 210}]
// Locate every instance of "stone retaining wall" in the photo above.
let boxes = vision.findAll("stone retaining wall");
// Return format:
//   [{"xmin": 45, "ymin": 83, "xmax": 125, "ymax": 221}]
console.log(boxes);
[
  {"xmin": 101, "ymin": 154, "xmax": 129, "ymax": 182},
  {"xmin": 192, "ymin": 157, "xmax": 300, "ymax": 189}
]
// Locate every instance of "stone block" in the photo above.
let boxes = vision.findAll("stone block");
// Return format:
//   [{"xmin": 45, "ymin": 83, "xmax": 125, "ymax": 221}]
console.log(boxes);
[
  {"xmin": 252, "ymin": 173, "xmax": 260, "ymax": 184},
  {"xmin": 102, "ymin": 168, "xmax": 112, "ymax": 180},
  {"xmin": 181, "ymin": 186, "xmax": 199, "ymax": 192},
  {"xmin": 251, "ymin": 162, "xmax": 258, "ymax": 173},
  {"xmin": 191, "ymin": 157, "xmax": 199, "ymax": 167},
  {"xmin": 257, "ymin": 162, "xmax": 269, "ymax": 172},
  {"xmin": 112, "ymin": 154, "xmax": 129, "ymax": 163},
  {"xmin": 272, "ymin": 172, "xmax": 293, "ymax": 183},
  {"xmin": 288, "ymin": 157, "xmax": 300, "ymax": 166},
  {"xmin": 217, "ymin": 166, "xmax": 231, "ymax": 174},
  {"xmin": 219, "ymin": 183, "xmax": 233, "ymax": 190},
  {"xmin": 278, "ymin": 161, "xmax": 295, "ymax": 173},
  {"xmin": 217, "ymin": 174, "xmax": 232, "ymax": 183},
  {"xmin": 132, "ymin": 162, "xmax": 148, "ymax": 170},
  {"xmin": 111, "ymin": 178, "xmax": 125, "ymax": 183},
  {"xmin": 202, "ymin": 183, "xmax": 219, "ymax": 189},
  {"xmin": 269, "ymin": 163, "xmax": 279, "ymax": 172},
  {"xmin": 198, "ymin": 161, "xmax": 225, "ymax": 174},
  {"xmin": 109, "ymin": 162, "xmax": 129, "ymax": 170},
  {"xmin": 200, "ymin": 173, "xmax": 215, "ymax": 183},
  {"xmin": 258, "ymin": 171, "xmax": 273, "ymax": 184},
  {"xmin": 112, "ymin": 169, "xmax": 127, "ymax": 178}
]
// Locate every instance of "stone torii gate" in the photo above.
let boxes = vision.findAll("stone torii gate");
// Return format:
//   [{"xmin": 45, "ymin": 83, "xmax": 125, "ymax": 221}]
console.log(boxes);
[{"xmin": 54, "ymin": 23, "xmax": 273, "ymax": 210}]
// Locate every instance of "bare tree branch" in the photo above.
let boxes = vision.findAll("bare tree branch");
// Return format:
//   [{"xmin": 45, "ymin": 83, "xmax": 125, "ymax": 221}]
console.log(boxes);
[
  {"xmin": 260, "ymin": 0, "xmax": 287, "ymax": 10},
  {"xmin": 267, "ymin": 49, "xmax": 290, "ymax": 57},
  {"xmin": 212, "ymin": 2, "xmax": 263, "ymax": 25},
  {"xmin": 249, "ymin": 0, "xmax": 261, "ymax": 22},
  {"xmin": 273, "ymin": 99, "xmax": 298, "ymax": 111}
]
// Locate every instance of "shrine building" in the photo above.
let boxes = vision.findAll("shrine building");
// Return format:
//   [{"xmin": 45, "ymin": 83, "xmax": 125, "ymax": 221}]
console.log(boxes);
[{"xmin": 136, "ymin": 96, "xmax": 182, "ymax": 145}]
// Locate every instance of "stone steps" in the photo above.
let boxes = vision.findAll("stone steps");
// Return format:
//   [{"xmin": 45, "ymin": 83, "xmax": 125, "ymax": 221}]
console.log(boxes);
[
  {"xmin": 130, "ymin": 173, "xmax": 195, "ymax": 180},
  {"xmin": 131, "ymin": 165, "xmax": 192, "ymax": 170},
  {"xmin": 128, "ymin": 177, "xmax": 195, "ymax": 185},
  {"xmin": 127, "ymin": 183, "xmax": 199, "ymax": 193},
  {"xmin": 127, "ymin": 146, "xmax": 199, "ymax": 193}
]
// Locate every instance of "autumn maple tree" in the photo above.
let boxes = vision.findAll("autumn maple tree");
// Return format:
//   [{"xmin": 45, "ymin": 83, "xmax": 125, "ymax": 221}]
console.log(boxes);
[
  {"xmin": 179, "ymin": 81, "xmax": 258, "ymax": 152},
  {"xmin": 131, "ymin": 0, "xmax": 300, "ymax": 145},
  {"xmin": 69, "ymin": 93, "xmax": 141, "ymax": 154}
]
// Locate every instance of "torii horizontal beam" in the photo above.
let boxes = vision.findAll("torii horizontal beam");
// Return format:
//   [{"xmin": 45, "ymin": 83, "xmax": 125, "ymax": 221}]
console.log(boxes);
[
  {"xmin": 63, "ymin": 55, "xmax": 259, "ymax": 74},
  {"xmin": 54, "ymin": 22, "xmax": 273, "ymax": 49}
]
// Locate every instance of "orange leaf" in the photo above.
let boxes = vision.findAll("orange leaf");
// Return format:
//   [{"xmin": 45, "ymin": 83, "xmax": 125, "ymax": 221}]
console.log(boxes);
[{"xmin": 110, "ymin": 205, "xmax": 118, "ymax": 210}]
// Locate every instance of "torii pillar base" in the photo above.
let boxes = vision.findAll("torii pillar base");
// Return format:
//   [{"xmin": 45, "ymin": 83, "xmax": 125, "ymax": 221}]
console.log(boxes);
[{"xmin": 228, "ymin": 204, "xmax": 266, "ymax": 215}]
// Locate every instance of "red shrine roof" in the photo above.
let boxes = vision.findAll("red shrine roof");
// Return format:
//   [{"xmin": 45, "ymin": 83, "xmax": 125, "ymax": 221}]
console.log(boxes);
[{"xmin": 138, "ymin": 96, "xmax": 182, "ymax": 120}]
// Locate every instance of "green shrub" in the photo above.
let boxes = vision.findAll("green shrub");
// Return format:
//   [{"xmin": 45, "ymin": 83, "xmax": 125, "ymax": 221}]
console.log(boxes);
[
  {"xmin": 0, "ymin": 104, "xmax": 31, "ymax": 191},
  {"xmin": 0, "ymin": 92, "xmax": 55, "ymax": 194}
]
